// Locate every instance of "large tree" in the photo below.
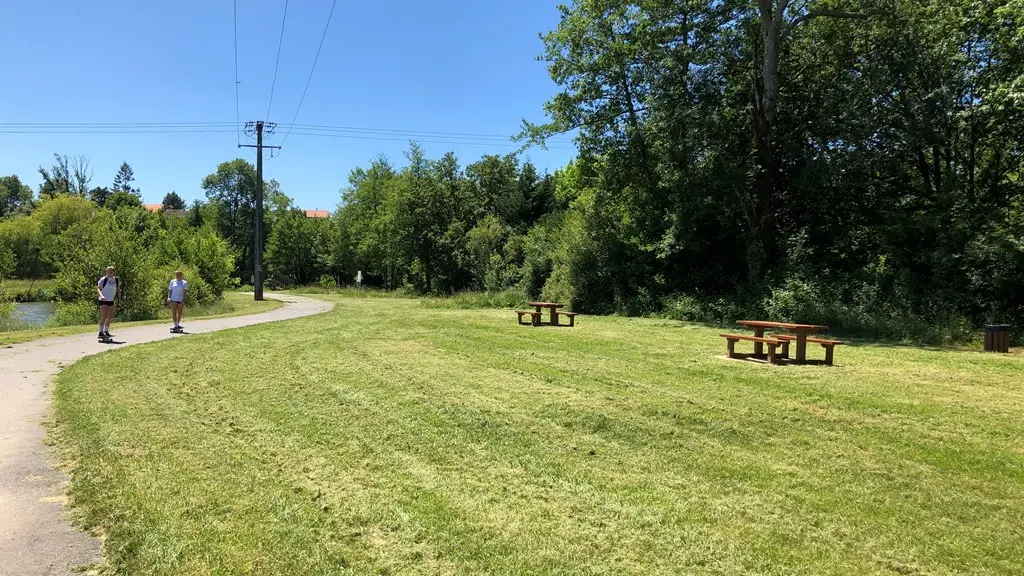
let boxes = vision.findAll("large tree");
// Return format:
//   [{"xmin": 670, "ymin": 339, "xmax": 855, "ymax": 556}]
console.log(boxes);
[{"xmin": 202, "ymin": 159, "xmax": 258, "ymax": 281}]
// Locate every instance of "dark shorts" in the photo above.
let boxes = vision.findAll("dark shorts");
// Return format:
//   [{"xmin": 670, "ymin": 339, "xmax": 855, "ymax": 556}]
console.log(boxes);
[
  {"xmin": 97, "ymin": 300, "xmax": 114, "ymax": 307},
  {"xmin": 170, "ymin": 301, "xmax": 183, "ymax": 305}
]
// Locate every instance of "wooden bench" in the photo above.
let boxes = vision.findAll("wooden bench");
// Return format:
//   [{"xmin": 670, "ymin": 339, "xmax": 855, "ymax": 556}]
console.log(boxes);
[
  {"xmin": 516, "ymin": 310, "xmax": 542, "ymax": 326},
  {"xmin": 555, "ymin": 311, "xmax": 579, "ymax": 327},
  {"xmin": 720, "ymin": 334, "xmax": 782, "ymax": 364},
  {"xmin": 773, "ymin": 335, "xmax": 845, "ymax": 365}
]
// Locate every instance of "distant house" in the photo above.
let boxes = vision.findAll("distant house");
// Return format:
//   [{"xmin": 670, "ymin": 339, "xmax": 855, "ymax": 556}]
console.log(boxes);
[
  {"xmin": 305, "ymin": 209, "xmax": 330, "ymax": 219},
  {"xmin": 144, "ymin": 204, "xmax": 186, "ymax": 218}
]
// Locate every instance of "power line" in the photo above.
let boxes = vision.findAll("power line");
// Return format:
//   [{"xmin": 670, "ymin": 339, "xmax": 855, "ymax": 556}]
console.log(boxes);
[
  {"xmin": 233, "ymin": 0, "xmax": 241, "ymax": 147},
  {"xmin": 286, "ymin": 123, "xmax": 573, "ymax": 143},
  {"xmin": 265, "ymin": 0, "xmax": 290, "ymax": 122},
  {"xmin": 280, "ymin": 0, "xmax": 339, "ymax": 147},
  {"xmin": 0, "ymin": 122, "xmax": 576, "ymax": 148},
  {"xmin": 280, "ymin": 131, "xmax": 576, "ymax": 149},
  {"xmin": 0, "ymin": 122, "xmax": 573, "ymax": 142}
]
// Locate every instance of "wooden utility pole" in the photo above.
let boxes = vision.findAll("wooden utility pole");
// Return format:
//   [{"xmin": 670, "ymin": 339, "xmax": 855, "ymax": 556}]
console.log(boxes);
[{"xmin": 241, "ymin": 121, "xmax": 280, "ymax": 301}]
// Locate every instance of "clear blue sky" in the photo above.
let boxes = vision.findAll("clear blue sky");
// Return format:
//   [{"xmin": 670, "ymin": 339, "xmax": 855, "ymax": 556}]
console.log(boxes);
[{"xmin": 0, "ymin": 0, "xmax": 575, "ymax": 210}]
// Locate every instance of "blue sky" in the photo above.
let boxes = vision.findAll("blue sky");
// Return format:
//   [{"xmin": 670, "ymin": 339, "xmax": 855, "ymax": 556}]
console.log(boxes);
[{"xmin": 0, "ymin": 0, "xmax": 575, "ymax": 210}]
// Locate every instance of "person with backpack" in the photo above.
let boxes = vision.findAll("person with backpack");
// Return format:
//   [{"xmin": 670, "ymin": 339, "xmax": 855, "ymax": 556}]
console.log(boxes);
[
  {"xmin": 167, "ymin": 269, "xmax": 189, "ymax": 333},
  {"xmin": 96, "ymin": 266, "xmax": 120, "ymax": 340}
]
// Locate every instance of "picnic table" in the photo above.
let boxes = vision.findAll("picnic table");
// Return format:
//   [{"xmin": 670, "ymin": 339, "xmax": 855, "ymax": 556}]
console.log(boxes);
[
  {"xmin": 736, "ymin": 320, "xmax": 826, "ymax": 364},
  {"xmin": 515, "ymin": 302, "xmax": 579, "ymax": 327}
]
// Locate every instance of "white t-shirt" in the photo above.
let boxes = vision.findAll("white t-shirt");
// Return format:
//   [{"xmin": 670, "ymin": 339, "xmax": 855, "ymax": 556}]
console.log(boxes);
[
  {"xmin": 168, "ymin": 279, "xmax": 189, "ymax": 302},
  {"xmin": 97, "ymin": 276, "xmax": 117, "ymax": 301}
]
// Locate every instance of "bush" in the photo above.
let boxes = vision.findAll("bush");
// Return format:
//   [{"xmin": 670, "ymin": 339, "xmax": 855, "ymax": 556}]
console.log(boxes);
[
  {"xmin": 153, "ymin": 264, "xmax": 215, "ymax": 308},
  {"xmin": 419, "ymin": 287, "xmax": 530, "ymax": 310},
  {"xmin": 662, "ymin": 294, "xmax": 751, "ymax": 326},
  {"xmin": 48, "ymin": 301, "xmax": 99, "ymax": 328},
  {"xmin": 761, "ymin": 278, "xmax": 975, "ymax": 344},
  {"xmin": 0, "ymin": 298, "xmax": 28, "ymax": 332},
  {"xmin": 50, "ymin": 210, "xmax": 163, "ymax": 321}
]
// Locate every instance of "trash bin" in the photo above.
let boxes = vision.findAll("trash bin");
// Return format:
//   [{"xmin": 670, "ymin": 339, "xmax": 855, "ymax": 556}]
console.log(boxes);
[{"xmin": 984, "ymin": 324, "xmax": 1011, "ymax": 353}]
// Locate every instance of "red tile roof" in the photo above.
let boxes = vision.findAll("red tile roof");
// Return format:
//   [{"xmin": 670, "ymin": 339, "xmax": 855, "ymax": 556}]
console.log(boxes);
[
  {"xmin": 305, "ymin": 209, "xmax": 330, "ymax": 218},
  {"xmin": 144, "ymin": 203, "xmax": 162, "ymax": 213}
]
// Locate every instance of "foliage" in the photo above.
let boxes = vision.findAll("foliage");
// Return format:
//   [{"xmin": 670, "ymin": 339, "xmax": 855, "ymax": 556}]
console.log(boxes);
[
  {"xmin": 0, "ymin": 244, "xmax": 14, "ymax": 281},
  {"xmin": 0, "ymin": 174, "xmax": 33, "ymax": 218},
  {"xmin": 265, "ymin": 209, "xmax": 332, "ymax": 287},
  {"xmin": 516, "ymin": 0, "xmax": 1024, "ymax": 334},
  {"xmin": 112, "ymin": 161, "xmax": 140, "ymax": 196},
  {"xmin": 161, "ymin": 191, "xmax": 186, "ymax": 211},
  {"xmin": 47, "ymin": 300, "xmax": 99, "ymax": 328},
  {"xmin": 38, "ymin": 153, "xmax": 92, "ymax": 198},
  {"xmin": 104, "ymin": 190, "xmax": 143, "ymax": 212}
]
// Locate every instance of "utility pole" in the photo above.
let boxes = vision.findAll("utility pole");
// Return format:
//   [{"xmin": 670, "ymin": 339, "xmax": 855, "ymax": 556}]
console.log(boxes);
[{"xmin": 241, "ymin": 121, "xmax": 281, "ymax": 301}]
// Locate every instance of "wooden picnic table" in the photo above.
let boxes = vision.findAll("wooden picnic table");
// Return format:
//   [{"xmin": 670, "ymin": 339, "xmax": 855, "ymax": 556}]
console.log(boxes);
[
  {"xmin": 736, "ymin": 320, "xmax": 827, "ymax": 365},
  {"xmin": 529, "ymin": 302, "xmax": 564, "ymax": 326}
]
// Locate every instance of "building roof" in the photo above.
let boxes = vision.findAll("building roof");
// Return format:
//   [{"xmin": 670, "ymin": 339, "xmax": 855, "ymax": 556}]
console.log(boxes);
[
  {"xmin": 305, "ymin": 209, "xmax": 330, "ymax": 218},
  {"xmin": 143, "ymin": 204, "xmax": 186, "ymax": 217}
]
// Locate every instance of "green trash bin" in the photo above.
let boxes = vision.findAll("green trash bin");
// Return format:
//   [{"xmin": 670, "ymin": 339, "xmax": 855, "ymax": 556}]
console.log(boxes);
[{"xmin": 984, "ymin": 324, "xmax": 1011, "ymax": 353}]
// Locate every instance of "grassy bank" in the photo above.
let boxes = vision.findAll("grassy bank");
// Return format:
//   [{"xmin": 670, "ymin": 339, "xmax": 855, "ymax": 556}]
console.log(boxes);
[
  {"xmin": 0, "ymin": 278, "xmax": 57, "ymax": 301},
  {"xmin": 52, "ymin": 295, "xmax": 1024, "ymax": 574},
  {"xmin": 0, "ymin": 292, "xmax": 281, "ymax": 346}
]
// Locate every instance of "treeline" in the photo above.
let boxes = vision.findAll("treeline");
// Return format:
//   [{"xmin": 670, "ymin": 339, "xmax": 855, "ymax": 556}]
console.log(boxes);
[
  {"xmin": 329, "ymin": 146, "xmax": 561, "ymax": 294},
  {"xmin": 508, "ymin": 0, "xmax": 1023, "ymax": 340}
]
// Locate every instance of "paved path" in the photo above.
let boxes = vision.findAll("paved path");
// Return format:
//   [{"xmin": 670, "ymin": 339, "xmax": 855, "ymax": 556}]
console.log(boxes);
[{"xmin": 0, "ymin": 294, "xmax": 332, "ymax": 576}]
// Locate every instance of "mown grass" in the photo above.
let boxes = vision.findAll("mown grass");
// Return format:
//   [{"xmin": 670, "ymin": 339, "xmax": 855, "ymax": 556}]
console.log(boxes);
[
  {"xmin": 0, "ymin": 293, "xmax": 281, "ymax": 346},
  {"xmin": 52, "ymin": 296, "xmax": 1024, "ymax": 575}
]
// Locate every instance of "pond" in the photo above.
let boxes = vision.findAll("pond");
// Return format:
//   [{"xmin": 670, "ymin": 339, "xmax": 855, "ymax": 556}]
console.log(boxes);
[{"xmin": 12, "ymin": 302, "xmax": 56, "ymax": 328}]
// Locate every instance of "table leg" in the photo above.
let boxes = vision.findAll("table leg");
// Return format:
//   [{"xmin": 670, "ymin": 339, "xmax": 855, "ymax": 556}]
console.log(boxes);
[
  {"xmin": 753, "ymin": 327, "xmax": 765, "ymax": 357},
  {"xmin": 795, "ymin": 330, "xmax": 808, "ymax": 364},
  {"xmin": 535, "ymin": 306, "xmax": 544, "ymax": 325},
  {"xmin": 550, "ymin": 308, "xmax": 559, "ymax": 326}
]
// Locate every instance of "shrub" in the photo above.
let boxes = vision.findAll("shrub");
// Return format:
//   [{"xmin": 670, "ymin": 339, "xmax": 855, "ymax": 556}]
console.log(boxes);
[
  {"xmin": 48, "ymin": 301, "xmax": 99, "ymax": 328},
  {"xmin": 153, "ymin": 264, "xmax": 215, "ymax": 308}
]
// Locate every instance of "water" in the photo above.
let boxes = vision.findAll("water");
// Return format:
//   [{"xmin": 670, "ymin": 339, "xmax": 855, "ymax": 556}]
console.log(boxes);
[{"xmin": 12, "ymin": 302, "xmax": 56, "ymax": 327}]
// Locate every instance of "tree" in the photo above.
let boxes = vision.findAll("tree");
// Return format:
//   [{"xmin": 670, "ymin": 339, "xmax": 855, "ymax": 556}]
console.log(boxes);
[
  {"xmin": 105, "ymin": 191, "xmax": 144, "ymax": 212},
  {"xmin": 38, "ymin": 153, "xmax": 92, "ymax": 198},
  {"xmin": 0, "ymin": 175, "xmax": 33, "ymax": 218},
  {"xmin": 89, "ymin": 186, "xmax": 112, "ymax": 207},
  {"xmin": 265, "ymin": 209, "xmax": 324, "ymax": 286},
  {"xmin": 202, "ymin": 159, "xmax": 258, "ymax": 281},
  {"xmin": 162, "ymin": 191, "xmax": 187, "ymax": 211},
  {"xmin": 112, "ymin": 161, "xmax": 140, "ymax": 197}
]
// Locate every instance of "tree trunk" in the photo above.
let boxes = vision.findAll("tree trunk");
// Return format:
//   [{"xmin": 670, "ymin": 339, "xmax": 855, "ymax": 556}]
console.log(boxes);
[{"xmin": 749, "ymin": 0, "xmax": 788, "ymax": 280}]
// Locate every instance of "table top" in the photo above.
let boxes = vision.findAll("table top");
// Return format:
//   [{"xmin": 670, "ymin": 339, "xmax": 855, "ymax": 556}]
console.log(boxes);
[
  {"xmin": 736, "ymin": 320, "xmax": 827, "ymax": 331},
  {"xmin": 529, "ymin": 302, "xmax": 565, "ymax": 308}
]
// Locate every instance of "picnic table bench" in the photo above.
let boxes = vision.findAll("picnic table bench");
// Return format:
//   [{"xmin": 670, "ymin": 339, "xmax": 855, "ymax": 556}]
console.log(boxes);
[
  {"xmin": 514, "ymin": 302, "xmax": 578, "ymax": 327},
  {"xmin": 720, "ymin": 320, "xmax": 844, "ymax": 365},
  {"xmin": 720, "ymin": 333, "xmax": 784, "ymax": 364}
]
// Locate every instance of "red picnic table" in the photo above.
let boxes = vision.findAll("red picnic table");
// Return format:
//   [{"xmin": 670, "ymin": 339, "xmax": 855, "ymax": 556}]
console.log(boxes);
[{"xmin": 735, "ymin": 320, "xmax": 827, "ymax": 365}]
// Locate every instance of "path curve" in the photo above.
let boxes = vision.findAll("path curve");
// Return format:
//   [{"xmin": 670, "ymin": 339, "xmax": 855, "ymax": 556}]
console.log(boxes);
[{"xmin": 0, "ymin": 293, "xmax": 332, "ymax": 576}]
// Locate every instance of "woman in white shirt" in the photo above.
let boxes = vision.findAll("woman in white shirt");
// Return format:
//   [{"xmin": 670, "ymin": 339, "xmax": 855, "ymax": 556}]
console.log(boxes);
[
  {"xmin": 96, "ymin": 266, "xmax": 119, "ymax": 339},
  {"xmin": 167, "ymin": 270, "xmax": 189, "ymax": 332}
]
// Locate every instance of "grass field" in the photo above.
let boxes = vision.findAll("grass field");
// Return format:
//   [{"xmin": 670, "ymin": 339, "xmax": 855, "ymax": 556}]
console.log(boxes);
[
  {"xmin": 0, "ymin": 293, "xmax": 281, "ymax": 346},
  {"xmin": 52, "ymin": 296, "xmax": 1024, "ymax": 575}
]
